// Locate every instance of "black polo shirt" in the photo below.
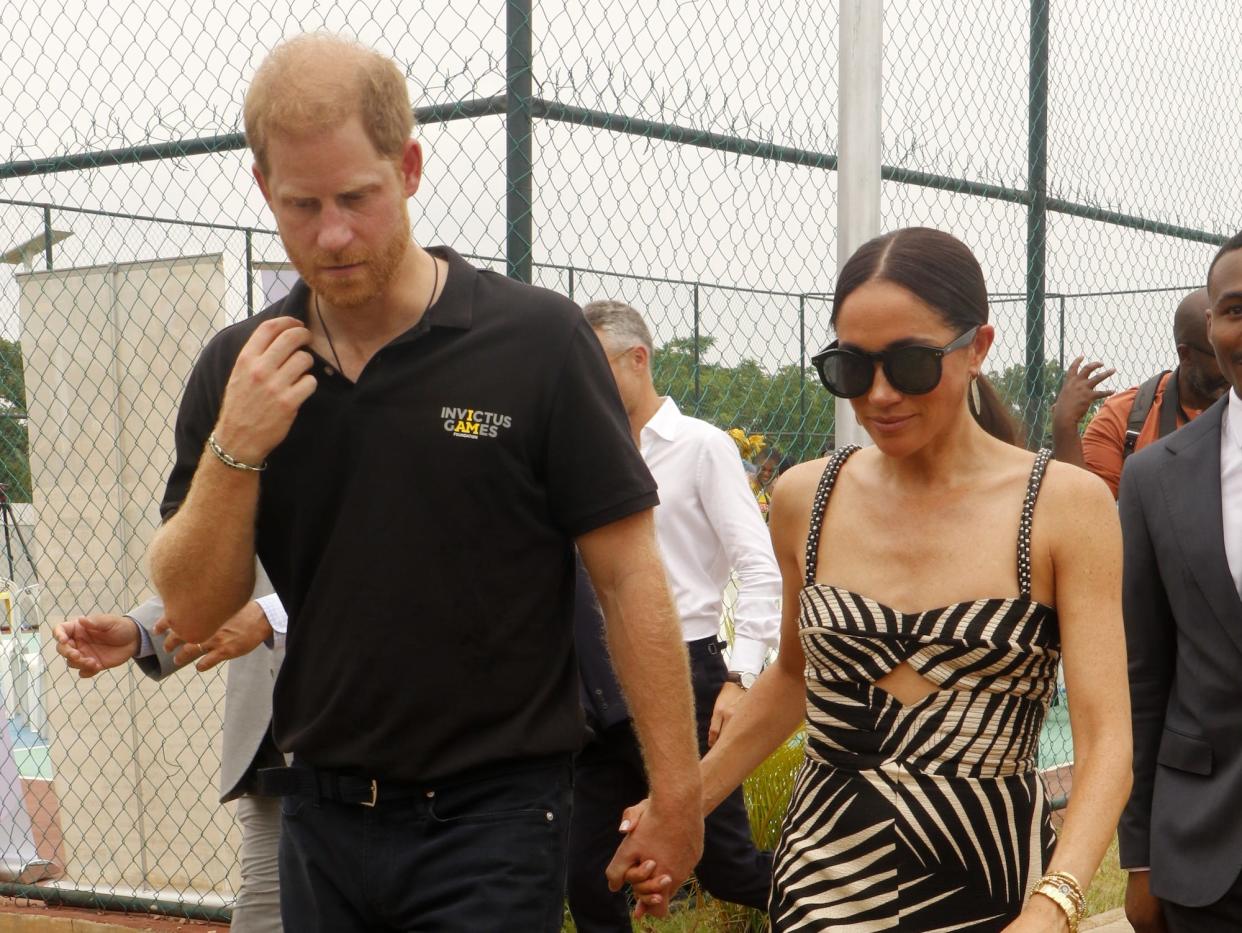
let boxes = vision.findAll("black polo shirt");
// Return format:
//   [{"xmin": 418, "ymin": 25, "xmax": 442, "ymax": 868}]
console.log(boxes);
[{"xmin": 160, "ymin": 247, "xmax": 658, "ymax": 783}]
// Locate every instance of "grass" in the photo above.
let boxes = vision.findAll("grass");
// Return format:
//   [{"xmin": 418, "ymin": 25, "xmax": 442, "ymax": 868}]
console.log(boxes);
[
  {"xmin": 561, "ymin": 732, "xmax": 1128, "ymax": 930},
  {"xmin": 1086, "ymin": 836, "xmax": 1126, "ymax": 916}
]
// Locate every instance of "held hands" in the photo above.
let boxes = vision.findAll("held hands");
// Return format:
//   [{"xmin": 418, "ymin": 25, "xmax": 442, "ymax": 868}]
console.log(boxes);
[
  {"xmin": 53, "ymin": 614, "xmax": 141, "ymax": 677},
  {"xmin": 155, "ymin": 601, "xmax": 273, "ymax": 672},
  {"xmin": 212, "ymin": 317, "xmax": 316, "ymax": 466},
  {"xmin": 1052, "ymin": 356, "xmax": 1115, "ymax": 429},
  {"xmin": 605, "ymin": 795, "xmax": 703, "ymax": 919}
]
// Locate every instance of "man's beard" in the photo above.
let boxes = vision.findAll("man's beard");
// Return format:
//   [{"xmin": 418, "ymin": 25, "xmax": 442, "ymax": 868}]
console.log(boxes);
[
  {"xmin": 1187, "ymin": 364, "xmax": 1230, "ymax": 403},
  {"xmin": 290, "ymin": 204, "xmax": 411, "ymax": 309}
]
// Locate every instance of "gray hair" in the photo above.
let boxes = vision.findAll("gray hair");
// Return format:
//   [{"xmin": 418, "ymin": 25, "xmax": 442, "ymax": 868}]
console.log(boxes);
[{"xmin": 583, "ymin": 300, "xmax": 654, "ymax": 355}]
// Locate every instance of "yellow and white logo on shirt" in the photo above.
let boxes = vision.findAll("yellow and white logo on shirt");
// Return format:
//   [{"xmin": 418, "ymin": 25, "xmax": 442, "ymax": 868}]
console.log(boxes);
[{"xmin": 441, "ymin": 406, "xmax": 513, "ymax": 440}]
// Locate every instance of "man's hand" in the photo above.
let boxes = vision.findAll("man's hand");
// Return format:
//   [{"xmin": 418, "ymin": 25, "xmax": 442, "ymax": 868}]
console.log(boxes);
[
  {"xmin": 1052, "ymin": 356, "xmax": 1115, "ymax": 430},
  {"xmin": 605, "ymin": 794, "xmax": 703, "ymax": 919},
  {"xmin": 212, "ymin": 317, "xmax": 316, "ymax": 465},
  {"xmin": 155, "ymin": 601, "xmax": 272, "ymax": 672},
  {"xmin": 53, "ymin": 615, "xmax": 141, "ymax": 677},
  {"xmin": 708, "ymin": 681, "xmax": 745, "ymax": 748},
  {"xmin": 1125, "ymin": 871, "xmax": 1168, "ymax": 933}
]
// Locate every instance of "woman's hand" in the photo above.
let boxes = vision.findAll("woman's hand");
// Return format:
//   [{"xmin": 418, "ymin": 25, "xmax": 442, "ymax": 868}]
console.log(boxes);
[
  {"xmin": 617, "ymin": 799, "xmax": 679, "ymax": 918},
  {"xmin": 1000, "ymin": 892, "xmax": 1072, "ymax": 932}
]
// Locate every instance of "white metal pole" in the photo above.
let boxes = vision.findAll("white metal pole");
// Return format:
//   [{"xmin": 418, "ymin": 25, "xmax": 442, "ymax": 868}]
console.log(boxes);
[{"xmin": 835, "ymin": 0, "xmax": 883, "ymax": 449}]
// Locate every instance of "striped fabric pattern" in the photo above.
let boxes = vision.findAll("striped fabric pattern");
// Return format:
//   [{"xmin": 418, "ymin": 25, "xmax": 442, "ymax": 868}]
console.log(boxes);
[{"xmin": 771, "ymin": 448, "xmax": 1060, "ymax": 931}]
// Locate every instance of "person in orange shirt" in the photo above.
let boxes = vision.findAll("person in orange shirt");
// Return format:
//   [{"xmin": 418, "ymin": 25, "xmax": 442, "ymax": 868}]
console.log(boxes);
[{"xmin": 1051, "ymin": 288, "xmax": 1229, "ymax": 497}]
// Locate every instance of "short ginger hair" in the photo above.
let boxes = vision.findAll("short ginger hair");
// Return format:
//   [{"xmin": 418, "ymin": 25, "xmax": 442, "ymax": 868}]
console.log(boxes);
[{"xmin": 243, "ymin": 33, "xmax": 414, "ymax": 174}]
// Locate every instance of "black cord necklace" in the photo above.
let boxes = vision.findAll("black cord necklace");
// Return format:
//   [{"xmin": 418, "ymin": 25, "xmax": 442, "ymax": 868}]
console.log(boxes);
[{"xmin": 313, "ymin": 255, "xmax": 440, "ymax": 376}]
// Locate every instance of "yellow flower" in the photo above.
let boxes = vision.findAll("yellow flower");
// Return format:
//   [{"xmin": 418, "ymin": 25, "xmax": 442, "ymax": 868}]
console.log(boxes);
[{"xmin": 727, "ymin": 428, "xmax": 767, "ymax": 460}]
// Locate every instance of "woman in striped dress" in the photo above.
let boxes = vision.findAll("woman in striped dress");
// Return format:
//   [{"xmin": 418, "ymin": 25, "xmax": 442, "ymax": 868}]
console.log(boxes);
[{"xmin": 625, "ymin": 228, "xmax": 1132, "ymax": 931}]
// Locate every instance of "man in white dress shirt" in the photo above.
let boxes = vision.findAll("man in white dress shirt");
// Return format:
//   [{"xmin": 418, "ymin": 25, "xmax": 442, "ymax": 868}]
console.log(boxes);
[
  {"xmin": 1120, "ymin": 230, "xmax": 1242, "ymax": 932},
  {"xmin": 567, "ymin": 300, "xmax": 780, "ymax": 930}
]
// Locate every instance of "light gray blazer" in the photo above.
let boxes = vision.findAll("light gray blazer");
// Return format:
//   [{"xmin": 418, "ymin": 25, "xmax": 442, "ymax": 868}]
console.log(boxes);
[{"xmin": 128, "ymin": 564, "xmax": 285, "ymax": 803}]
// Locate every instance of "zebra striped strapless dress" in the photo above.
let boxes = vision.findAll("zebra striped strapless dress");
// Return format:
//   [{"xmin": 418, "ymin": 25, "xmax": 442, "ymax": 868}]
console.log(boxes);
[{"xmin": 770, "ymin": 447, "xmax": 1060, "ymax": 931}]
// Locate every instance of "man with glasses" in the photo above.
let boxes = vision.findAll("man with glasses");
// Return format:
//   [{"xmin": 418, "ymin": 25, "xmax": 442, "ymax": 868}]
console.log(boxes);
[{"xmin": 1051, "ymin": 289, "xmax": 1228, "ymax": 497}]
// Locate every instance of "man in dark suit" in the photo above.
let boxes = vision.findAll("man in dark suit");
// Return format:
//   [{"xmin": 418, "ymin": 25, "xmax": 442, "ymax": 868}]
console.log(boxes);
[{"xmin": 1120, "ymin": 230, "xmax": 1242, "ymax": 932}]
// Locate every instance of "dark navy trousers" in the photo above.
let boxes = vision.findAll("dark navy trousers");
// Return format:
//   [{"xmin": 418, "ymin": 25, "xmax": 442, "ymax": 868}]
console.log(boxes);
[
  {"xmin": 278, "ymin": 756, "xmax": 572, "ymax": 932},
  {"xmin": 566, "ymin": 640, "xmax": 774, "ymax": 931}
]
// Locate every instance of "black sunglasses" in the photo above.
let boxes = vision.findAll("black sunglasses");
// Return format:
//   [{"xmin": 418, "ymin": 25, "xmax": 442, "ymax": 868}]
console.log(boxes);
[{"xmin": 812, "ymin": 326, "xmax": 980, "ymax": 398}]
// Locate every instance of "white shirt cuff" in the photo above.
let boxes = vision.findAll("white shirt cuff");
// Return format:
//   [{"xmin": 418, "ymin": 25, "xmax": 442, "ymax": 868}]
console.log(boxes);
[
  {"xmin": 728, "ymin": 638, "xmax": 768, "ymax": 677},
  {"xmin": 256, "ymin": 593, "xmax": 287, "ymax": 634},
  {"xmin": 130, "ymin": 617, "xmax": 155, "ymax": 659},
  {"xmin": 255, "ymin": 593, "xmax": 287, "ymax": 650}
]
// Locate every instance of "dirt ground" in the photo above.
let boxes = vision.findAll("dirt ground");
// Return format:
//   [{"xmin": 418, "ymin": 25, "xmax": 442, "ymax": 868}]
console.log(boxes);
[{"xmin": 0, "ymin": 898, "xmax": 226, "ymax": 931}]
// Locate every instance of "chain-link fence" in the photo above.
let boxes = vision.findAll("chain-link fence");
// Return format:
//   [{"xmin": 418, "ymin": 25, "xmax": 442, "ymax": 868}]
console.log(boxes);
[{"xmin": 0, "ymin": 0, "xmax": 1235, "ymax": 920}]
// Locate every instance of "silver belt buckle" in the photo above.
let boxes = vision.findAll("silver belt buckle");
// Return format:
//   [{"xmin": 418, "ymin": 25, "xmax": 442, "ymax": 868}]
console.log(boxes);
[{"xmin": 361, "ymin": 779, "xmax": 378, "ymax": 807}]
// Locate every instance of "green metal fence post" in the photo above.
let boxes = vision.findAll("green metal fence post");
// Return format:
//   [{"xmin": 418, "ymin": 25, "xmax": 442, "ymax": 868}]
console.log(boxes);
[
  {"xmin": 505, "ymin": 0, "xmax": 534, "ymax": 283},
  {"xmin": 42, "ymin": 205, "xmax": 53, "ymax": 270},
  {"xmin": 1025, "ymin": 0, "xmax": 1050, "ymax": 448},
  {"xmin": 1058, "ymin": 294, "xmax": 1065, "ymax": 371},
  {"xmin": 799, "ymin": 294, "xmax": 807, "ymax": 452},
  {"xmin": 245, "ymin": 229, "xmax": 254, "ymax": 317},
  {"xmin": 693, "ymin": 283, "xmax": 701, "ymax": 415}
]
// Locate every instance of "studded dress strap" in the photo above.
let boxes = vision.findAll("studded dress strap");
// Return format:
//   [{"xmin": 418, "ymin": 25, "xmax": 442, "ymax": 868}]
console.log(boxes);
[
  {"xmin": 803, "ymin": 445, "xmax": 862, "ymax": 588},
  {"xmin": 1017, "ymin": 448, "xmax": 1054, "ymax": 600}
]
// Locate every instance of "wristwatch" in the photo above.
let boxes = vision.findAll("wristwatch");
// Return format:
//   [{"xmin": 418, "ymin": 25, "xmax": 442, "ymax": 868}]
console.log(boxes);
[{"xmin": 727, "ymin": 671, "xmax": 757, "ymax": 690}]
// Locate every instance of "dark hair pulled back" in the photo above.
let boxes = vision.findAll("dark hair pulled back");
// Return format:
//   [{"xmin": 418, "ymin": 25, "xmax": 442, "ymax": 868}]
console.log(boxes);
[{"xmin": 830, "ymin": 226, "xmax": 1021, "ymax": 446}]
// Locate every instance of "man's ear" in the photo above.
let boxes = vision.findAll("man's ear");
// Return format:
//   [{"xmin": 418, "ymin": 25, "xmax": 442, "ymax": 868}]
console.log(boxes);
[
  {"xmin": 1176, "ymin": 344, "xmax": 1192, "ymax": 367},
  {"xmin": 400, "ymin": 140, "xmax": 424, "ymax": 197},
  {"xmin": 253, "ymin": 163, "xmax": 273, "ymax": 205}
]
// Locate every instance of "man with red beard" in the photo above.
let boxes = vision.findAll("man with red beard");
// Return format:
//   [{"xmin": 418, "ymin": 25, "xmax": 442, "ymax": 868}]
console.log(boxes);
[{"xmin": 147, "ymin": 33, "xmax": 701, "ymax": 932}]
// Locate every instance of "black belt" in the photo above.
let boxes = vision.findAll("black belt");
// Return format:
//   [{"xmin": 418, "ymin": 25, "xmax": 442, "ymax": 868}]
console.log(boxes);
[
  {"xmin": 257, "ymin": 752, "xmax": 572, "ymax": 807},
  {"xmin": 257, "ymin": 766, "xmax": 425, "ymax": 807},
  {"xmin": 686, "ymin": 636, "xmax": 727, "ymax": 660}
]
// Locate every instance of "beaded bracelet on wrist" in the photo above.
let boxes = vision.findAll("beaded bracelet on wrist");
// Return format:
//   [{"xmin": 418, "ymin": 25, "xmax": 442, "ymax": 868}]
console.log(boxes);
[{"xmin": 206, "ymin": 433, "xmax": 267, "ymax": 472}]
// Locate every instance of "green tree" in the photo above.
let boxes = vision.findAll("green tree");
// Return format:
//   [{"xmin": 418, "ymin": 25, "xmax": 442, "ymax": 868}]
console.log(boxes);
[
  {"xmin": 0, "ymin": 340, "xmax": 32, "ymax": 503},
  {"xmin": 986, "ymin": 359, "xmax": 1069, "ymax": 449},
  {"xmin": 652, "ymin": 336, "xmax": 835, "ymax": 464}
]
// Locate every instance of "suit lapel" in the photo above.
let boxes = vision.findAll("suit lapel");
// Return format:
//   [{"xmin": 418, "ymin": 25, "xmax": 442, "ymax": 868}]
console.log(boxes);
[{"xmin": 1159, "ymin": 399, "xmax": 1242, "ymax": 653}]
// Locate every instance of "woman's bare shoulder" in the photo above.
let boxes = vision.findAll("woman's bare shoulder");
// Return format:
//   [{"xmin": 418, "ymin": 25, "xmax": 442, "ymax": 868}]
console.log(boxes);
[
  {"xmin": 774, "ymin": 457, "xmax": 829, "ymax": 495},
  {"xmin": 1031, "ymin": 457, "xmax": 1121, "ymax": 554},
  {"xmin": 1038, "ymin": 457, "xmax": 1115, "ymax": 512}
]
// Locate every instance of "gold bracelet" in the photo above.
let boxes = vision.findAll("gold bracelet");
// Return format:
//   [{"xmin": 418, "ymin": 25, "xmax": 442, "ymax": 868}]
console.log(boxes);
[
  {"xmin": 1042, "ymin": 871, "xmax": 1087, "ymax": 906},
  {"xmin": 1031, "ymin": 873, "xmax": 1087, "ymax": 933},
  {"xmin": 206, "ymin": 433, "xmax": 267, "ymax": 472},
  {"xmin": 1032, "ymin": 883, "xmax": 1079, "ymax": 932}
]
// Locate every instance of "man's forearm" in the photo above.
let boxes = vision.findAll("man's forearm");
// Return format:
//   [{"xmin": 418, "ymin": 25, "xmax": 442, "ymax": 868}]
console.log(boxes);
[
  {"xmin": 1051, "ymin": 417, "xmax": 1088, "ymax": 468},
  {"xmin": 602, "ymin": 569, "xmax": 700, "ymax": 806},
  {"xmin": 149, "ymin": 448, "xmax": 260, "ymax": 642}
]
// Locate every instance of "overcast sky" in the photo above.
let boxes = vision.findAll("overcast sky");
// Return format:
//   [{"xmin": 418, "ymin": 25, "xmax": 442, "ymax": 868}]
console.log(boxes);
[{"xmin": 1, "ymin": 0, "xmax": 1237, "ymax": 387}]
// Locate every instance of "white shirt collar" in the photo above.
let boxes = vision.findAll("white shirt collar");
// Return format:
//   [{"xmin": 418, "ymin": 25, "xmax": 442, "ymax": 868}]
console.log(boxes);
[
  {"xmin": 1226, "ymin": 389, "xmax": 1242, "ymax": 453},
  {"xmin": 641, "ymin": 396, "xmax": 682, "ymax": 444},
  {"xmin": 1221, "ymin": 389, "xmax": 1242, "ymax": 601}
]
